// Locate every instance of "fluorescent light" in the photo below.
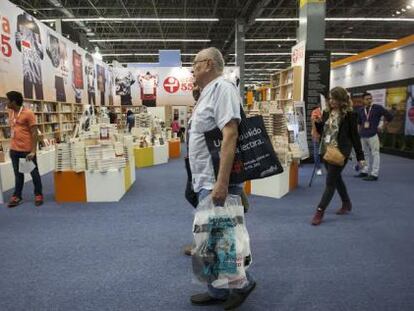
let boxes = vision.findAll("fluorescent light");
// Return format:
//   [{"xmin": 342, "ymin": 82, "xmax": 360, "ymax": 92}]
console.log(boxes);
[
  {"xmin": 245, "ymin": 69, "xmax": 282, "ymax": 71},
  {"xmin": 401, "ymin": 8, "xmax": 406, "ymax": 12},
  {"xmin": 230, "ymin": 52, "xmax": 291, "ymax": 56},
  {"xmin": 326, "ymin": 38, "xmax": 396, "ymax": 42},
  {"xmin": 245, "ymin": 73, "xmax": 273, "ymax": 76},
  {"xmin": 102, "ymin": 53, "xmax": 159, "ymax": 57},
  {"xmin": 102, "ymin": 53, "xmax": 134, "ymax": 57},
  {"xmin": 256, "ymin": 17, "xmax": 414, "ymax": 22},
  {"xmin": 331, "ymin": 52, "xmax": 358, "ymax": 56},
  {"xmin": 244, "ymin": 38, "xmax": 296, "ymax": 42},
  {"xmin": 407, "ymin": 5, "xmax": 412, "ymax": 9},
  {"xmin": 244, "ymin": 37, "xmax": 396, "ymax": 43},
  {"xmin": 255, "ymin": 18, "xmax": 299, "ymax": 22},
  {"xmin": 41, "ymin": 19, "xmax": 56, "ymax": 23},
  {"xmin": 245, "ymin": 61, "xmax": 285, "ymax": 64},
  {"xmin": 326, "ymin": 17, "xmax": 407, "ymax": 21},
  {"xmin": 396, "ymin": 11, "xmax": 401, "ymax": 15},
  {"xmin": 43, "ymin": 17, "xmax": 219, "ymax": 22},
  {"xmin": 90, "ymin": 38, "xmax": 210, "ymax": 42},
  {"xmin": 181, "ymin": 53, "xmax": 198, "ymax": 56}
]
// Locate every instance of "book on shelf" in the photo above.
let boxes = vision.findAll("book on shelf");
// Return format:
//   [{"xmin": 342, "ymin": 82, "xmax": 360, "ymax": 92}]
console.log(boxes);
[
  {"xmin": 43, "ymin": 103, "xmax": 57, "ymax": 113},
  {"xmin": 1, "ymin": 127, "xmax": 11, "ymax": 139}
]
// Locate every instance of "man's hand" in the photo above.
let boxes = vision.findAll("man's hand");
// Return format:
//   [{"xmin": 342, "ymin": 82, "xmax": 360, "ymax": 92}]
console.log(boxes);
[
  {"xmin": 211, "ymin": 181, "xmax": 228, "ymax": 206},
  {"xmin": 26, "ymin": 152, "xmax": 36, "ymax": 161}
]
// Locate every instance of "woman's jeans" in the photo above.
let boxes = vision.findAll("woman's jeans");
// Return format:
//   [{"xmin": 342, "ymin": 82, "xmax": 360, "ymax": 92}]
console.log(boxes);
[
  {"xmin": 318, "ymin": 161, "xmax": 350, "ymax": 211},
  {"xmin": 313, "ymin": 139, "xmax": 321, "ymax": 170}
]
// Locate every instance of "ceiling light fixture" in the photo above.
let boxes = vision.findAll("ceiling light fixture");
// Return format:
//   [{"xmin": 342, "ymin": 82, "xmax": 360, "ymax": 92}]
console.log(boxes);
[
  {"xmin": 244, "ymin": 38, "xmax": 296, "ymax": 42},
  {"xmin": 245, "ymin": 61, "xmax": 286, "ymax": 64},
  {"xmin": 245, "ymin": 69, "xmax": 282, "ymax": 71},
  {"xmin": 90, "ymin": 38, "xmax": 210, "ymax": 42},
  {"xmin": 244, "ymin": 38, "xmax": 395, "ymax": 43},
  {"xmin": 325, "ymin": 38, "xmax": 396, "ymax": 42},
  {"xmin": 255, "ymin": 18, "xmax": 299, "ymax": 22},
  {"xmin": 256, "ymin": 17, "xmax": 414, "ymax": 22},
  {"xmin": 230, "ymin": 53, "xmax": 291, "ymax": 56},
  {"xmin": 331, "ymin": 52, "xmax": 358, "ymax": 56},
  {"xmin": 41, "ymin": 17, "xmax": 219, "ymax": 23},
  {"xmin": 396, "ymin": 11, "xmax": 401, "ymax": 15},
  {"xmin": 101, "ymin": 53, "xmax": 159, "ymax": 57}
]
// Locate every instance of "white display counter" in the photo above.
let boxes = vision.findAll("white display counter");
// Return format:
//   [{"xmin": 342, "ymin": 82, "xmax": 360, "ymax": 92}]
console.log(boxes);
[
  {"xmin": 85, "ymin": 169, "xmax": 126, "ymax": 202},
  {"xmin": 153, "ymin": 144, "xmax": 169, "ymax": 165},
  {"xmin": 251, "ymin": 166, "xmax": 290, "ymax": 199},
  {"xmin": 0, "ymin": 149, "xmax": 55, "ymax": 193}
]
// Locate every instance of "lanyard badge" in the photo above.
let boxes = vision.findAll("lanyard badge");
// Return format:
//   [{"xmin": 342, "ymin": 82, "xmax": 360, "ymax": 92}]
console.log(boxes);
[
  {"xmin": 11, "ymin": 107, "xmax": 23, "ymax": 138},
  {"xmin": 364, "ymin": 106, "xmax": 372, "ymax": 128}
]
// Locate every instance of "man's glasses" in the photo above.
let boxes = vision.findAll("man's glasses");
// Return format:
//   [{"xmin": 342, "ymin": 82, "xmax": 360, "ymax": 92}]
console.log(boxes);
[{"xmin": 192, "ymin": 59, "xmax": 209, "ymax": 67}]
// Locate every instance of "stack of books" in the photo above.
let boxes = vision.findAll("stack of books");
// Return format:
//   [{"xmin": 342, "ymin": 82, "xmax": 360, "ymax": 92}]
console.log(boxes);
[
  {"xmin": 71, "ymin": 141, "xmax": 86, "ymax": 172},
  {"xmin": 55, "ymin": 143, "xmax": 72, "ymax": 171}
]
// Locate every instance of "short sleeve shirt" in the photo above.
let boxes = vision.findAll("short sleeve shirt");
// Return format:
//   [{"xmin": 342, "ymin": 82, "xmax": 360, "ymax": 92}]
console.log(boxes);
[
  {"xmin": 188, "ymin": 76, "xmax": 241, "ymax": 192},
  {"xmin": 9, "ymin": 107, "xmax": 36, "ymax": 152}
]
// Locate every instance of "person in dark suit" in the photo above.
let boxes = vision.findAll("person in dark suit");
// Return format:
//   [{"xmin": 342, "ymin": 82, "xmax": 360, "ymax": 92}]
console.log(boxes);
[{"xmin": 311, "ymin": 86, "xmax": 365, "ymax": 226}]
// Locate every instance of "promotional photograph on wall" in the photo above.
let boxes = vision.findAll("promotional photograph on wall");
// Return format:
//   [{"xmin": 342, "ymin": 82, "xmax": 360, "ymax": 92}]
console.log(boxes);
[{"xmin": 0, "ymin": 1, "xmax": 112, "ymax": 105}]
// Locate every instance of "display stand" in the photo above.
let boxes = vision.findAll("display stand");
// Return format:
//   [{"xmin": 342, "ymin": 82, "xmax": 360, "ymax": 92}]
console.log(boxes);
[
  {"xmin": 86, "ymin": 169, "xmax": 126, "ymax": 202},
  {"xmin": 289, "ymin": 161, "xmax": 299, "ymax": 190},
  {"xmin": 134, "ymin": 146, "xmax": 154, "ymax": 168},
  {"xmin": 54, "ymin": 171, "xmax": 87, "ymax": 203},
  {"xmin": 0, "ymin": 149, "xmax": 55, "ymax": 193},
  {"xmin": 251, "ymin": 166, "xmax": 290, "ymax": 199},
  {"xmin": 153, "ymin": 144, "xmax": 169, "ymax": 165},
  {"xmin": 168, "ymin": 139, "xmax": 181, "ymax": 158}
]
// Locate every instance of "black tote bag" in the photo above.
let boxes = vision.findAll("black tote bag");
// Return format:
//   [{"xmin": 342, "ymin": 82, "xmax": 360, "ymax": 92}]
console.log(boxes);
[{"xmin": 204, "ymin": 107, "xmax": 283, "ymax": 184}]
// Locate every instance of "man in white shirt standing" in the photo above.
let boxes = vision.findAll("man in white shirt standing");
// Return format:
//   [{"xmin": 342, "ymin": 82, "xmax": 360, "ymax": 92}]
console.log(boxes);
[{"xmin": 188, "ymin": 47, "xmax": 256, "ymax": 310}]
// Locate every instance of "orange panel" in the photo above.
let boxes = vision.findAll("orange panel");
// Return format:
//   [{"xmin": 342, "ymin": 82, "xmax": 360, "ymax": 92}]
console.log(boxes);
[
  {"xmin": 289, "ymin": 161, "xmax": 299, "ymax": 191},
  {"xmin": 169, "ymin": 140, "xmax": 181, "ymax": 158},
  {"xmin": 244, "ymin": 180, "xmax": 251, "ymax": 195},
  {"xmin": 54, "ymin": 171, "xmax": 87, "ymax": 203},
  {"xmin": 246, "ymin": 90, "xmax": 254, "ymax": 106}
]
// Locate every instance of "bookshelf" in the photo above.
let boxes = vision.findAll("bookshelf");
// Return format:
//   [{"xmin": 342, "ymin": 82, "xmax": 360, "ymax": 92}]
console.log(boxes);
[
  {"xmin": 270, "ymin": 66, "xmax": 302, "ymax": 111},
  {"xmin": 0, "ymin": 98, "xmax": 84, "ymax": 147}
]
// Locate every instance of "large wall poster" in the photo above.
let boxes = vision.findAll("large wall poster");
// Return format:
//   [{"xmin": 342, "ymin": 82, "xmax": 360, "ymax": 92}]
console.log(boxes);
[
  {"xmin": 405, "ymin": 85, "xmax": 414, "ymax": 136},
  {"xmin": 0, "ymin": 0, "xmax": 239, "ymax": 109},
  {"xmin": 0, "ymin": 0, "xmax": 112, "ymax": 106}
]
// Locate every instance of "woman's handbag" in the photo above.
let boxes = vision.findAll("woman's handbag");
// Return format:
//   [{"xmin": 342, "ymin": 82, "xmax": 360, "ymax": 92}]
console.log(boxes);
[{"xmin": 323, "ymin": 145, "xmax": 345, "ymax": 166}]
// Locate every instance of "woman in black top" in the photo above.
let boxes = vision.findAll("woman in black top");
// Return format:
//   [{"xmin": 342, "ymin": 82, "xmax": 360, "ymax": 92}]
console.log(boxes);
[{"xmin": 312, "ymin": 87, "xmax": 365, "ymax": 226}]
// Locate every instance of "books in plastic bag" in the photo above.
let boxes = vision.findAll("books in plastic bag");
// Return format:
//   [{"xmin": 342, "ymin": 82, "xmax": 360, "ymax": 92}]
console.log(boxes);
[{"xmin": 192, "ymin": 194, "xmax": 252, "ymax": 289}]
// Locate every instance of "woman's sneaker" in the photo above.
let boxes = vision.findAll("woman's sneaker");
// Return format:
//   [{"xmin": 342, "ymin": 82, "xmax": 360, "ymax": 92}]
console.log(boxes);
[{"xmin": 8, "ymin": 196, "xmax": 22, "ymax": 208}]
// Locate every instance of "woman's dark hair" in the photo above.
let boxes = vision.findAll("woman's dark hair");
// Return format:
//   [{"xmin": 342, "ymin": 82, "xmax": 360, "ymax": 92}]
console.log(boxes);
[
  {"xmin": 6, "ymin": 91, "xmax": 23, "ymax": 106},
  {"xmin": 127, "ymin": 110, "xmax": 133, "ymax": 116},
  {"xmin": 329, "ymin": 86, "xmax": 352, "ymax": 115},
  {"xmin": 174, "ymin": 116, "xmax": 179, "ymax": 121}
]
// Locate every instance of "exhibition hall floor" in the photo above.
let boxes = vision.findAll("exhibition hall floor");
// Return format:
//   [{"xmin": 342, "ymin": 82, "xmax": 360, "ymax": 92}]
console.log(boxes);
[{"xmin": 1, "ymin": 154, "xmax": 413, "ymax": 311}]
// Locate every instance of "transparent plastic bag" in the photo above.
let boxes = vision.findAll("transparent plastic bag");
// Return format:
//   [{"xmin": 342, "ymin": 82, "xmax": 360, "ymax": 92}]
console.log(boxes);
[{"xmin": 192, "ymin": 194, "xmax": 252, "ymax": 289}]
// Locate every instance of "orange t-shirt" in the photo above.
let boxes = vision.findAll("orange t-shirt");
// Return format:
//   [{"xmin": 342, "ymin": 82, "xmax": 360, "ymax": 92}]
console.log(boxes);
[{"xmin": 9, "ymin": 107, "xmax": 36, "ymax": 152}]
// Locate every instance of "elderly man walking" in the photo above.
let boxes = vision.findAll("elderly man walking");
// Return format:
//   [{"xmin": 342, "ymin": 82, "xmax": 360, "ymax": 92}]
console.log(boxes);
[{"xmin": 188, "ymin": 47, "xmax": 256, "ymax": 310}]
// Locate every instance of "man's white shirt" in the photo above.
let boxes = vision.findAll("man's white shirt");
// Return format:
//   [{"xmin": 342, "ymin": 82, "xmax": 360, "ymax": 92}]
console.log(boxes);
[{"xmin": 188, "ymin": 76, "xmax": 241, "ymax": 193}]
